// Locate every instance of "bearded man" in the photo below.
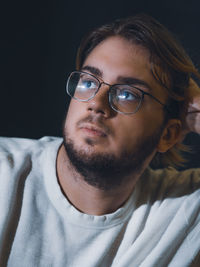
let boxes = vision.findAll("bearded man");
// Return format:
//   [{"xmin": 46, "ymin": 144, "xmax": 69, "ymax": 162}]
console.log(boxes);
[{"xmin": 0, "ymin": 14, "xmax": 200, "ymax": 267}]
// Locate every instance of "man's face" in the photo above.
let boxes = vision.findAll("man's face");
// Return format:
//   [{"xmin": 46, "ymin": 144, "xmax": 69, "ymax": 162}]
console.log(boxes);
[
  {"xmin": 65, "ymin": 36, "xmax": 167, "ymax": 155},
  {"xmin": 63, "ymin": 36, "xmax": 168, "ymax": 188}
]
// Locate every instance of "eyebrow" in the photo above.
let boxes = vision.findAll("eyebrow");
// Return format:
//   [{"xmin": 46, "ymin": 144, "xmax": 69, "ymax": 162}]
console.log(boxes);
[
  {"xmin": 81, "ymin": 66, "xmax": 103, "ymax": 77},
  {"xmin": 81, "ymin": 65, "xmax": 152, "ymax": 91},
  {"xmin": 117, "ymin": 76, "xmax": 152, "ymax": 91}
]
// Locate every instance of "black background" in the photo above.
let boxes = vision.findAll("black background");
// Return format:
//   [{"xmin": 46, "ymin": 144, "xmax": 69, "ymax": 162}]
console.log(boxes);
[{"xmin": 1, "ymin": 0, "xmax": 200, "ymax": 168}]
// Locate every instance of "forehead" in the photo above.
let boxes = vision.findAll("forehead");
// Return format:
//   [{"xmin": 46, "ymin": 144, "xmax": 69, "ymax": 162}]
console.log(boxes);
[
  {"xmin": 83, "ymin": 36, "xmax": 150, "ymax": 79},
  {"xmin": 82, "ymin": 36, "xmax": 167, "ymax": 100}
]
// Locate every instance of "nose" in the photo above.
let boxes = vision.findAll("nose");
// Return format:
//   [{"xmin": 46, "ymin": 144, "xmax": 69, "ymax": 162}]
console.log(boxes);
[{"xmin": 86, "ymin": 83, "xmax": 115, "ymax": 117}]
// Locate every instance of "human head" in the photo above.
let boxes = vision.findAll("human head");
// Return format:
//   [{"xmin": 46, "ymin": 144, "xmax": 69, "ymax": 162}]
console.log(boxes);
[
  {"xmin": 64, "ymin": 35, "xmax": 170, "ymax": 190},
  {"xmin": 75, "ymin": 14, "xmax": 200, "ymax": 167}
]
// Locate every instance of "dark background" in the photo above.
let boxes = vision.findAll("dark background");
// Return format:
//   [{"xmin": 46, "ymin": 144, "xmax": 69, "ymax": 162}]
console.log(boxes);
[{"xmin": 1, "ymin": 0, "xmax": 200, "ymax": 168}]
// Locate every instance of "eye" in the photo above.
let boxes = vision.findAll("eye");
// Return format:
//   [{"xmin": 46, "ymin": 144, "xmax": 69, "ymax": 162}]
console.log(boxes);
[
  {"xmin": 82, "ymin": 79, "xmax": 97, "ymax": 89},
  {"xmin": 77, "ymin": 75, "xmax": 98, "ymax": 92},
  {"xmin": 116, "ymin": 89, "xmax": 140, "ymax": 101}
]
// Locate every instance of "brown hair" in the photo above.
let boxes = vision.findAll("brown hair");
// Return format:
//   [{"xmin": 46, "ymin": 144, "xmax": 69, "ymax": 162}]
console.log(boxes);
[{"xmin": 76, "ymin": 14, "xmax": 200, "ymax": 167}]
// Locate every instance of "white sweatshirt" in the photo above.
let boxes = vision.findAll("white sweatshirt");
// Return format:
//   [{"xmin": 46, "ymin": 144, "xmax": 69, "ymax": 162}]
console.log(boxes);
[{"xmin": 0, "ymin": 136, "xmax": 199, "ymax": 267}]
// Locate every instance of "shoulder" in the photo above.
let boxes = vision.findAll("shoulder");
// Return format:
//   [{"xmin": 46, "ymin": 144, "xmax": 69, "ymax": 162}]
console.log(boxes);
[
  {"xmin": 139, "ymin": 167, "xmax": 200, "ymax": 225},
  {"xmin": 135, "ymin": 167, "xmax": 200, "ymax": 266},
  {"xmin": 151, "ymin": 166, "xmax": 199, "ymax": 189},
  {"xmin": 0, "ymin": 136, "xmax": 63, "ymax": 208},
  {"xmin": 140, "ymin": 167, "xmax": 200, "ymax": 200},
  {"xmin": 0, "ymin": 136, "xmax": 62, "ymax": 156},
  {"xmin": 0, "ymin": 136, "xmax": 61, "ymax": 152},
  {"xmin": 0, "ymin": 136, "xmax": 62, "ymax": 178},
  {"xmin": 0, "ymin": 136, "xmax": 63, "ymax": 243}
]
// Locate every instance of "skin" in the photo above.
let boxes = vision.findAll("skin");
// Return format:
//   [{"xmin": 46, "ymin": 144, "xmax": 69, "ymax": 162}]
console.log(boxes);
[
  {"xmin": 184, "ymin": 79, "xmax": 200, "ymax": 133},
  {"xmin": 57, "ymin": 36, "xmax": 184, "ymax": 215}
]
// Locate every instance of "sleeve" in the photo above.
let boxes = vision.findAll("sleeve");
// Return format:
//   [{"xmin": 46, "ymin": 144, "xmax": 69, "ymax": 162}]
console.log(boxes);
[{"xmin": 0, "ymin": 137, "xmax": 32, "ymax": 249}]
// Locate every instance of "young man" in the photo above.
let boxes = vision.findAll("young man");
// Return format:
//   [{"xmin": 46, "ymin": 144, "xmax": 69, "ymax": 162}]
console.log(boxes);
[{"xmin": 0, "ymin": 14, "xmax": 200, "ymax": 266}]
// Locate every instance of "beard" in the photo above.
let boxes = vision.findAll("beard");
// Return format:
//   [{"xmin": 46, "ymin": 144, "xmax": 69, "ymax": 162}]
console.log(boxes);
[{"xmin": 63, "ymin": 121, "xmax": 164, "ymax": 191}]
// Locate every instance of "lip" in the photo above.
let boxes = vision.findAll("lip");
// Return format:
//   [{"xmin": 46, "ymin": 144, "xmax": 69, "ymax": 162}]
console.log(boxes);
[{"xmin": 79, "ymin": 123, "xmax": 107, "ymax": 137}]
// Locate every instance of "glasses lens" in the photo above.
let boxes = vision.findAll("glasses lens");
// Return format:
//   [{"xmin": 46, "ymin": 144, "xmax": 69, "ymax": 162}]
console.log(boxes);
[
  {"xmin": 67, "ymin": 72, "xmax": 99, "ymax": 101},
  {"xmin": 109, "ymin": 85, "xmax": 143, "ymax": 114}
]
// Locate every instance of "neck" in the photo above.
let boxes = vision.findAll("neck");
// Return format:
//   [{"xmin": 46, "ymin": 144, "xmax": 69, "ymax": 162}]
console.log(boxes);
[{"xmin": 56, "ymin": 144, "xmax": 143, "ymax": 215}]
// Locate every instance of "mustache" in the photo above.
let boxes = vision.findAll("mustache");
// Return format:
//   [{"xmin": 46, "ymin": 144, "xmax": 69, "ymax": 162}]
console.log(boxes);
[{"xmin": 76, "ymin": 115, "xmax": 112, "ymax": 135}]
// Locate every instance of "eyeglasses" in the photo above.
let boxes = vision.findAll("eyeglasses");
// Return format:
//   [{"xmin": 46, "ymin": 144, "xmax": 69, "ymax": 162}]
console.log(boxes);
[{"xmin": 66, "ymin": 71, "xmax": 168, "ymax": 115}]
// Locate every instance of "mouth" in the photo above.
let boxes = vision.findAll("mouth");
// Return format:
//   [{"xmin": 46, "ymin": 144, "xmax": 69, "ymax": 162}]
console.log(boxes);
[{"xmin": 79, "ymin": 123, "xmax": 108, "ymax": 137}]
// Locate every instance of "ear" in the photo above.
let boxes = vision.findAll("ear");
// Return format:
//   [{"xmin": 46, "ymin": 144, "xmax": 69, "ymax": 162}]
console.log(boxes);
[{"xmin": 157, "ymin": 119, "xmax": 182, "ymax": 153}]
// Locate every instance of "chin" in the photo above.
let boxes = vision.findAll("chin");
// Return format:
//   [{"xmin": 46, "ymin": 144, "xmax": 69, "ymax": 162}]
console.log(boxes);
[{"xmin": 62, "ymin": 121, "xmax": 163, "ymax": 190}]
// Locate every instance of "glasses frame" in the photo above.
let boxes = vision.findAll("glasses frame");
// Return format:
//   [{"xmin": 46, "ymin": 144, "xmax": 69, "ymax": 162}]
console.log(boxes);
[{"xmin": 66, "ymin": 71, "xmax": 169, "ymax": 115}]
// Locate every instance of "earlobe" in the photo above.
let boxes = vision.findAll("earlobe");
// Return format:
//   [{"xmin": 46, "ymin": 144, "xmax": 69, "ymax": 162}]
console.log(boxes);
[{"xmin": 157, "ymin": 119, "xmax": 182, "ymax": 153}]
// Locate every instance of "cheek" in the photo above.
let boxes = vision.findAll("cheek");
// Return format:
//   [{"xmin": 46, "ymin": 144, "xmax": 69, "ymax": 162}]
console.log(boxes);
[
  {"xmin": 113, "ymin": 118, "xmax": 145, "ymax": 146},
  {"xmin": 67, "ymin": 100, "xmax": 86, "ymax": 119},
  {"xmin": 113, "ymin": 112, "xmax": 163, "ymax": 149},
  {"xmin": 119, "ymin": 114, "xmax": 154, "ymax": 136},
  {"xmin": 65, "ymin": 101, "xmax": 80, "ymax": 132}
]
